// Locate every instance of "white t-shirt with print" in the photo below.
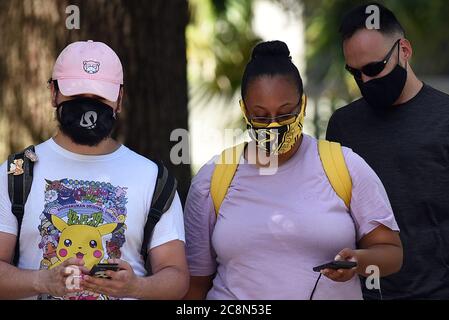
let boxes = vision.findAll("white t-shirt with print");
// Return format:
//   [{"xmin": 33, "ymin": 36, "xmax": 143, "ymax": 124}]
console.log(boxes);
[{"xmin": 0, "ymin": 138, "xmax": 185, "ymax": 300}]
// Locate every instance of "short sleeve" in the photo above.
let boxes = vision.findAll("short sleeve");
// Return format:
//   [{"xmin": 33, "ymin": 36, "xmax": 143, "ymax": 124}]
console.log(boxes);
[
  {"xmin": 326, "ymin": 110, "xmax": 344, "ymax": 143},
  {"xmin": 184, "ymin": 161, "xmax": 217, "ymax": 277},
  {"xmin": 343, "ymin": 148, "xmax": 400, "ymax": 241},
  {"xmin": 148, "ymin": 192, "xmax": 185, "ymax": 250},
  {"xmin": 0, "ymin": 161, "xmax": 18, "ymax": 236}
]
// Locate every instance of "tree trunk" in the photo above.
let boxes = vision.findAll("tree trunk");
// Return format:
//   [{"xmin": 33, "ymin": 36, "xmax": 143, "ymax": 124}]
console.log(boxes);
[{"xmin": 0, "ymin": 0, "xmax": 191, "ymax": 201}]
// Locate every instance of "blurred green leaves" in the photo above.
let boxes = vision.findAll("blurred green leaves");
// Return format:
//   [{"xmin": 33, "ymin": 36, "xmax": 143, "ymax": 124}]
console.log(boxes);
[{"xmin": 187, "ymin": 0, "xmax": 261, "ymax": 108}]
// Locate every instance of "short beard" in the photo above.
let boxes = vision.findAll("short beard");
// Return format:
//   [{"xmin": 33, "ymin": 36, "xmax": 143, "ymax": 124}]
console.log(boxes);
[
  {"xmin": 56, "ymin": 103, "xmax": 116, "ymax": 147},
  {"xmin": 57, "ymin": 122, "xmax": 112, "ymax": 147}
]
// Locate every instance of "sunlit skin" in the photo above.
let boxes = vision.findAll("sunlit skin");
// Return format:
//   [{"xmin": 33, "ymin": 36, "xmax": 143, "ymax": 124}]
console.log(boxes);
[
  {"xmin": 50, "ymin": 82, "xmax": 124, "ymax": 156},
  {"xmin": 343, "ymin": 29, "xmax": 423, "ymax": 105},
  {"xmin": 242, "ymin": 75, "xmax": 304, "ymax": 167}
]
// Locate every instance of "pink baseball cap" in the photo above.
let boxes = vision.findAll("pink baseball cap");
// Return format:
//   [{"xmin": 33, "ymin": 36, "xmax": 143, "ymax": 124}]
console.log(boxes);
[{"xmin": 52, "ymin": 40, "xmax": 123, "ymax": 102}]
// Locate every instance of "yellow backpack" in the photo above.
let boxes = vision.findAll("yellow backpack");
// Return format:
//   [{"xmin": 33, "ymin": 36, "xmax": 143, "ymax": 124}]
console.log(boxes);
[{"xmin": 210, "ymin": 140, "xmax": 352, "ymax": 216}]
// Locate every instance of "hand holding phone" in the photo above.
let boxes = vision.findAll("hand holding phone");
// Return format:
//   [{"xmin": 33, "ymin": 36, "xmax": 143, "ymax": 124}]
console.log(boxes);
[
  {"xmin": 89, "ymin": 263, "xmax": 119, "ymax": 279},
  {"xmin": 313, "ymin": 260, "xmax": 357, "ymax": 272}
]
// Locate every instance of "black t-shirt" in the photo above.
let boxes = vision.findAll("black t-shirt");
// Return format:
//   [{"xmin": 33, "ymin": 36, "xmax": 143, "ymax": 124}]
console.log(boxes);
[{"xmin": 326, "ymin": 84, "xmax": 449, "ymax": 299}]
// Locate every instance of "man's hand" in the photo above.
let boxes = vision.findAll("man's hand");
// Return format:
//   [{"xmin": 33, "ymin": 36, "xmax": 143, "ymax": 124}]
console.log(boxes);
[
  {"xmin": 81, "ymin": 259, "xmax": 139, "ymax": 299},
  {"xmin": 321, "ymin": 248, "xmax": 358, "ymax": 283},
  {"xmin": 35, "ymin": 258, "xmax": 87, "ymax": 297}
]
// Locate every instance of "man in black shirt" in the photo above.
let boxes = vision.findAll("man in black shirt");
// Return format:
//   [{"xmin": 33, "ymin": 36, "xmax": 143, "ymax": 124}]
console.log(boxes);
[{"xmin": 327, "ymin": 2, "xmax": 449, "ymax": 299}]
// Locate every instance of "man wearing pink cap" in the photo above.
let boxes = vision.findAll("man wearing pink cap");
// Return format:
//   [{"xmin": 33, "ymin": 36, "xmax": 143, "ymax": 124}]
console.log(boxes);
[{"xmin": 0, "ymin": 41, "xmax": 189, "ymax": 300}]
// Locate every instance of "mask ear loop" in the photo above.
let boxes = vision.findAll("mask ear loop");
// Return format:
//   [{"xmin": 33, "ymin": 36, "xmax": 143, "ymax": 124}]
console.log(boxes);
[
  {"xmin": 396, "ymin": 39, "xmax": 407, "ymax": 70},
  {"xmin": 239, "ymin": 99, "xmax": 252, "ymax": 126},
  {"xmin": 299, "ymin": 94, "xmax": 307, "ymax": 118},
  {"xmin": 56, "ymin": 103, "xmax": 64, "ymax": 122}
]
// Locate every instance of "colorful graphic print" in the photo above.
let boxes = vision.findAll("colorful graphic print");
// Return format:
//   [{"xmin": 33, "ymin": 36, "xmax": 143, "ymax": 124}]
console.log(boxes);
[{"xmin": 38, "ymin": 178, "xmax": 128, "ymax": 300}]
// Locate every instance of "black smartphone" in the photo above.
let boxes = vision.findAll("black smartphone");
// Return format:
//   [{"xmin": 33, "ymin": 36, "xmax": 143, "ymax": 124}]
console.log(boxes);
[
  {"xmin": 313, "ymin": 260, "xmax": 357, "ymax": 272},
  {"xmin": 90, "ymin": 263, "xmax": 119, "ymax": 279}
]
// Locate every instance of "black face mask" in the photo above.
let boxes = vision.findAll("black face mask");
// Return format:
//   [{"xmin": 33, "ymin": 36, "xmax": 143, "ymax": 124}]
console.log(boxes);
[
  {"xmin": 56, "ymin": 98, "xmax": 116, "ymax": 147},
  {"xmin": 356, "ymin": 63, "xmax": 407, "ymax": 109}
]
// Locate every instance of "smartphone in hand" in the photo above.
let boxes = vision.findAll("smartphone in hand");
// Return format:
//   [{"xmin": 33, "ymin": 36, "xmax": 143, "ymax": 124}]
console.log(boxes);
[
  {"xmin": 313, "ymin": 261, "xmax": 357, "ymax": 272},
  {"xmin": 90, "ymin": 263, "xmax": 119, "ymax": 279}
]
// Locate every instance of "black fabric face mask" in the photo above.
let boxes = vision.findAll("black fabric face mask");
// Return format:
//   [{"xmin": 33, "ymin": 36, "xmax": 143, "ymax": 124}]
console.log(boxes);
[
  {"xmin": 56, "ymin": 98, "xmax": 116, "ymax": 147},
  {"xmin": 356, "ymin": 63, "xmax": 407, "ymax": 109}
]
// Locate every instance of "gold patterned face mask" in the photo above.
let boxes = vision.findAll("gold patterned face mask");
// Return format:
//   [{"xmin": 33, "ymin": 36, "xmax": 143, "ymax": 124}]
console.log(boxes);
[{"xmin": 240, "ymin": 95, "xmax": 306, "ymax": 155}]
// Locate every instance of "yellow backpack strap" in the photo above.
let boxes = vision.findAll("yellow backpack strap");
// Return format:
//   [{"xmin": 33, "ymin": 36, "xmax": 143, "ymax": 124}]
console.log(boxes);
[
  {"xmin": 210, "ymin": 143, "xmax": 247, "ymax": 217},
  {"xmin": 318, "ymin": 140, "xmax": 352, "ymax": 209}
]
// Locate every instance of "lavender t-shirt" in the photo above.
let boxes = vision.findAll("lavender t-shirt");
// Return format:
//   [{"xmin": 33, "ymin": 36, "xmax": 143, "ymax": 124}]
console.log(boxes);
[{"xmin": 184, "ymin": 134, "xmax": 399, "ymax": 300}]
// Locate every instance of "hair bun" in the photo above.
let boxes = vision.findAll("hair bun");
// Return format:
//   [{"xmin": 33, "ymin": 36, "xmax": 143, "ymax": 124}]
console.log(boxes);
[{"xmin": 251, "ymin": 40, "xmax": 291, "ymax": 60}]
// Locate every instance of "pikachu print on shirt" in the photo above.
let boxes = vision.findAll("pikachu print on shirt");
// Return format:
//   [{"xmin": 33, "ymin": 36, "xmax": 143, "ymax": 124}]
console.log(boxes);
[{"xmin": 38, "ymin": 178, "xmax": 128, "ymax": 300}]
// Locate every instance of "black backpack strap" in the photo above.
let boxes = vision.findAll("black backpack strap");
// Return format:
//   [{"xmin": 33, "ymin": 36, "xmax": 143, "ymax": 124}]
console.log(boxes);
[
  {"xmin": 141, "ymin": 160, "xmax": 178, "ymax": 273},
  {"xmin": 7, "ymin": 145, "xmax": 36, "ymax": 266}
]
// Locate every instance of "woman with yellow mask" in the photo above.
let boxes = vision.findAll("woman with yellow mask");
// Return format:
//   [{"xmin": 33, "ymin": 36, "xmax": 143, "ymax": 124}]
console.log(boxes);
[{"xmin": 183, "ymin": 41, "xmax": 403, "ymax": 300}]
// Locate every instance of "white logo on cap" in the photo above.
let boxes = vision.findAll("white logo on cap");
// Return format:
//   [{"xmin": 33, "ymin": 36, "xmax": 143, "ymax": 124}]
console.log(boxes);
[
  {"xmin": 83, "ymin": 60, "xmax": 100, "ymax": 74},
  {"xmin": 80, "ymin": 111, "xmax": 98, "ymax": 129}
]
